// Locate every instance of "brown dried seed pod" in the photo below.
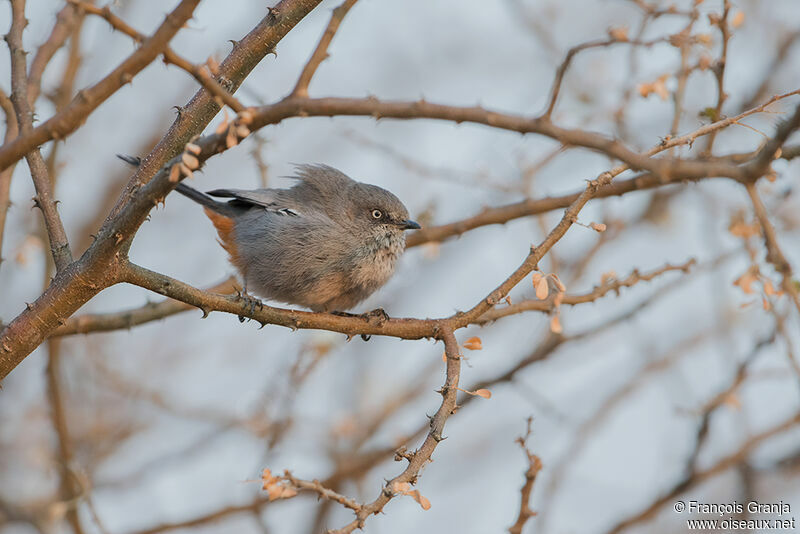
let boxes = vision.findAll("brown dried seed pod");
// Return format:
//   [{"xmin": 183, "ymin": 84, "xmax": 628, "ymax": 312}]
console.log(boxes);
[{"xmin": 535, "ymin": 277, "xmax": 549, "ymax": 300}]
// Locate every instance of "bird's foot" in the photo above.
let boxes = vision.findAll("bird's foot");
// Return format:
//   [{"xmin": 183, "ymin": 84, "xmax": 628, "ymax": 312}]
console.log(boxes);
[
  {"xmin": 362, "ymin": 307, "xmax": 390, "ymax": 325},
  {"xmin": 236, "ymin": 289, "xmax": 263, "ymax": 322},
  {"xmin": 359, "ymin": 308, "xmax": 390, "ymax": 341},
  {"xmin": 329, "ymin": 309, "xmax": 389, "ymax": 341}
]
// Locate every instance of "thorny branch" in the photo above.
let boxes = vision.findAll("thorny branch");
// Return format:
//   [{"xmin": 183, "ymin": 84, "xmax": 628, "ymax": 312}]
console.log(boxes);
[
  {"xmin": 68, "ymin": 0, "xmax": 245, "ymax": 113},
  {"xmin": 0, "ymin": 0, "xmax": 205, "ymax": 172},
  {"xmin": 508, "ymin": 418, "xmax": 542, "ymax": 534},
  {"xmin": 7, "ymin": 0, "xmax": 73, "ymax": 271},
  {"xmin": 1, "ymin": 1, "xmax": 800, "ymax": 532}
]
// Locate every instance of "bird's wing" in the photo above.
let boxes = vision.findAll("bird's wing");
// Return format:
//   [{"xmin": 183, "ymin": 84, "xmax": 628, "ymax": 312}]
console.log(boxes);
[{"xmin": 206, "ymin": 188, "xmax": 302, "ymax": 217}]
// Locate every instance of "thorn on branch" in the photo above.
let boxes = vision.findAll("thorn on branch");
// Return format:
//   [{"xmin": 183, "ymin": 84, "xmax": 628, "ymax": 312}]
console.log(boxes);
[{"xmin": 394, "ymin": 447, "xmax": 415, "ymax": 462}]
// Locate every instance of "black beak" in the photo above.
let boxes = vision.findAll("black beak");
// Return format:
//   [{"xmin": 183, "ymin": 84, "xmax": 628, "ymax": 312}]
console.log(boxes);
[{"xmin": 400, "ymin": 219, "xmax": 421, "ymax": 230}]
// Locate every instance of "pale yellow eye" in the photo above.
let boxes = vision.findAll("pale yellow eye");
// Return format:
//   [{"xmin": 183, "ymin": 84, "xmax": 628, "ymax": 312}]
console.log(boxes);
[{"xmin": 371, "ymin": 209, "xmax": 382, "ymax": 219}]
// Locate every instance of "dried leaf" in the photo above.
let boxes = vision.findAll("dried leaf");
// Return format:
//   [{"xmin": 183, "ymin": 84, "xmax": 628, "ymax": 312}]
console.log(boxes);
[
  {"xmin": 764, "ymin": 280, "xmax": 776, "ymax": 296},
  {"xmin": 279, "ymin": 487, "xmax": 297, "ymax": 499},
  {"xmin": 731, "ymin": 11, "xmax": 745, "ymax": 28},
  {"xmin": 695, "ymin": 33, "xmax": 713, "ymax": 46},
  {"xmin": 733, "ymin": 273, "xmax": 756, "ymax": 294},
  {"xmin": 728, "ymin": 220, "xmax": 760, "ymax": 238},
  {"xmin": 590, "ymin": 222, "xmax": 607, "ymax": 232},
  {"xmin": 608, "ymin": 26, "xmax": 628, "ymax": 41},
  {"xmin": 531, "ymin": 272, "xmax": 544, "ymax": 285},
  {"xmin": 418, "ymin": 495, "xmax": 432, "ymax": 510},
  {"xmin": 638, "ymin": 74, "xmax": 669, "ymax": 100},
  {"xmin": 266, "ymin": 484, "xmax": 282, "ymax": 501},
  {"xmin": 535, "ymin": 277, "xmax": 549, "ymax": 300},
  {"xmin": 474, "ymin": 389, "xmax": 492, "ymax": 399},
  {"xmin": 550, "ymin": 315, "xmax": 563, "ymax": 334},
  {"xmin": 463, "ymin": 337, "xmax": 482, "ymax": 350},
  {"xmin": 392, "ymin": 481, "xmax": 411, "ymax": 493}
]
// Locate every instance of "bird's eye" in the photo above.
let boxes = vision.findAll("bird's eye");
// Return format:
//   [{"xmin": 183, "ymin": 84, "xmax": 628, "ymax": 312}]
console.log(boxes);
[{"xmin": 371, "ymin": 209, "xmax": 382, "ymax": 219}]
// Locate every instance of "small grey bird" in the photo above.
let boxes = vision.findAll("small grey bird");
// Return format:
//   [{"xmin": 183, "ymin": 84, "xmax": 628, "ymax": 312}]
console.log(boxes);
[{"xmin": 174, "ymin": 164, "xmax": 420, "ymax": 312}]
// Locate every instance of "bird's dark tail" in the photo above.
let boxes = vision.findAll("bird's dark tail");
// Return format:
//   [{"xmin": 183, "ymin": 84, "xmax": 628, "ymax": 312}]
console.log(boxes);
[
  {"xmin": 116, "ymin": 153, "xmax": 232, "ymax": 215},
  {"xmin": 173, "ymin": 182, "xmax": 230, "ymax": 213}
]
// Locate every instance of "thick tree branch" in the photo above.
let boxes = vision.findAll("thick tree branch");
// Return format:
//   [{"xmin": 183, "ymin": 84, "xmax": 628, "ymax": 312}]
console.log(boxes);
[
  {"xmin": 0, "ymin": 0, "xmax": 325, "ymax": 379},
  {"xmin": 50, "ymin": 277, "xmax": 238, "ymax": 337}
]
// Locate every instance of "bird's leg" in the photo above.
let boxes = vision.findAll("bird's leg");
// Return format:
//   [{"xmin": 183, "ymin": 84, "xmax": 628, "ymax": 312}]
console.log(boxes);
[
  {"xmin": 237, "ymin": 285, "xmax": 263, "ymax": 322},
  {"xmin": 330, "ymin": 310, "xmax": 359, "ymax": 318}
]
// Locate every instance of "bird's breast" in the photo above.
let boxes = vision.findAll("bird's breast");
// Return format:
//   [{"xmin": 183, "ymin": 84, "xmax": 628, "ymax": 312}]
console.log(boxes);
[{"xmin": 349, "ymin": 232, "xmax": 405, "ymax": 289}]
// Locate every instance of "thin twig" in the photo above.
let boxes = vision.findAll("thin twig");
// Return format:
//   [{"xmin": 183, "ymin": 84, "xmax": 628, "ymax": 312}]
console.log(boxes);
[
  {"xmin": 8, "ymin": 0, "xmax": 73, "ymax": 271},
  {"xmin": 508, "ymin": 418, "xmax": 542, "ymax": 534},
  {"xmin": 745, "ymin": 182, "xmax": 800, "ymax": 313},
  {"xmin": 291, "ymin": 0, "xmax": 359, "ymax": 97},
  {"xmin": 68, "ymin": 0, "xmax": 245, "ymax": 113}
]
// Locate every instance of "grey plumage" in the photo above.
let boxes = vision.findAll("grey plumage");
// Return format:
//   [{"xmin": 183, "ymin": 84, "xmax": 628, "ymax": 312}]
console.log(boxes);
[{"xmin": 175, "ymin": 164, "xmax": 420, "ymax": 312}]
